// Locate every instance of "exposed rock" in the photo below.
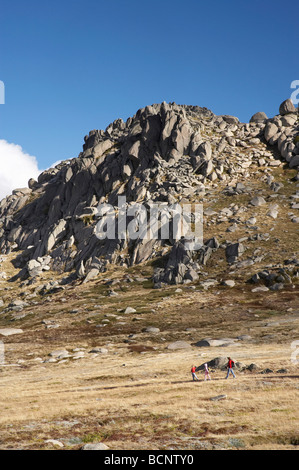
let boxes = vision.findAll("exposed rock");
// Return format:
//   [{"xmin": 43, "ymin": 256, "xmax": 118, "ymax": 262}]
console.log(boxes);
[
  {"xmin": 0, "ymin": 99, "xmax": 298, "ymax": 289},
  {"xmin": 252, "ymin": 286, "xmax": 269, "ymax": 292},
  {"xmin": 264, "ymin": 122, "xmax": 278, "ymax": 142},
  {"xmin": 81, "ymin": 443, "xmax": 110, "ymax": 450},
  {"xmin": 267, "ymin": 206, "xmax": 279, "ymax": 219},
  {"xmin": 196, "ymin": 357, "xmax": 229, "ymax": 371},
  {"xmin": 221, "ymin": 280, "xmax": 235, "ymax": 287},
  {"xmin": 142, "ymin": 326, "xmax": 160, "ymax": 334},
  {"xmin": 250, "ymin": 112, "xmax": 268, "ymax": 123},
  {"xmin": 210, "ymin": 394, "xmax": 227, "ymax": 401},
  {"xmin": 89, "ymin": 347, "xmax": 108, "ymax": 354},
  {"xmin": 250, "ymin": 196, "xmax": 266, "ymax": 207},
  {"xmin": 45, "ymin": 439, "xmax": 64, "ymax": 448},
  {"xmin": 279, "ymin": 99, "xmax": 297, "ymax": 115},
  {"xmin": 289, "ymin": 155, "xmax": 299, "ymax": 168},
  {"xmin": 194, "ymin": 338, "xmax": 237, "ymax": 347},
  {"xmin": 48, "ymin": 349, "xmax": 70, "ymax": 360},
  {"xmin": 0, "ymin": 328, "xmax": 23, "ymax": 336},
  {"xmin": 226, "ymin": 243, "xmax": 245, "ymax": 264}
]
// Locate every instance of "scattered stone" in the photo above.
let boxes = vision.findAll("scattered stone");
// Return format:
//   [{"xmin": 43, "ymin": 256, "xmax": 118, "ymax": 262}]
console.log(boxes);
[
  {"xmin": 194, "ymin": 338, "xmax": 236, "ymax": 348},
  {"xmin": 210, "ymin": 394, "xmax": 227, "ymax": 401},
  {"xmin": 45, "ymin": 439, "xmax": 64, "ymax": 448},
  {"xmin": 264, "ymin": 122, "xmax": 278, "ymax": 142},
  {"xmin": 250, "ymin": 196, "xmax": 266, "ymax": 207},
  {"xmin": 81, "ymin": 443, "xmax": 110, "ymax": 450},
  {"xmin": 251, "ymin": 286, "xmax": 269, "ymax": 292},
  {"xmin": 48, "ymin": 349, "xmax": 70, "ymax": 360},
  {"xmin": 237, "ymin": 335, "xmax": 252, "ymax": 341},
  {"xmin": 267, "ymin": 207, "xmax": 279, "ymax": 219},
  {"xmin": 261, "ymin": 368, "xmax": 273, "ymax": 374},
  {"xmin": 142, "ymin": 326, "xmax": 160, "ymax": 334},
  {"xmin": 89, "ymin": 347, "xmax": 108, "ymax": 354},
  {"xmin": 124, "ymin": 307, "xmax": 137, "ymax": 314},
  {"xmin": 0, "ymin": 328, "xmax": 23, "ymax": 336},
  {"xmin": 226, "ymin": 243, "xmax": 245, "ymax": 264}
]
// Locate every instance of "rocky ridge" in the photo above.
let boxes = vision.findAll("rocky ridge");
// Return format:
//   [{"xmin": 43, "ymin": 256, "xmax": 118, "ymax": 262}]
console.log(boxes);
[{"xmin": 0, "ymin": 99, "xmax": 298, "ymax": 290}]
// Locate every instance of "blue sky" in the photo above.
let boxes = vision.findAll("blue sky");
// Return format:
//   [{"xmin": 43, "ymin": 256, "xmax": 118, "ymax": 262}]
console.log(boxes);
[{"xmin": 0, "ymin": 0, "xmax": 298, "ymax": 175}]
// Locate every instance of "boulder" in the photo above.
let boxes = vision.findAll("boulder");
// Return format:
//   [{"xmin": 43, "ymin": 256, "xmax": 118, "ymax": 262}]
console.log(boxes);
[
  {"xmin": 221, "ymin": 280, "xmax": 235, "ymax": 288},
  {"xmin": 81, "ymin": 443, "xmax": 110, "ymax": 450},
  {"xmin": 194, "ymin": 338, "xmax": 236, "ymax": 347},
  {"xmin": 252, "ymin": 286, "xmax": 269, "ymax": 292},
  {"xmin": 124, "ymin": 307, "xmax": 137, "ymax": 314},
  {"xmin": 45, "ymin": 439, "xmax": 64, "ymax": 448},
  {"xmin": 48, "ymin": 349, "xmax": 70, "ymax": 360},
  {"xmin": 196, "ymin": 357, "xmax": 228, "ymax": 371},
  {"xmin": 93, "ymin": 139, "xmax": 114, "ymax": 158},
  {"xmin": 210, "ymin": 394, "xmax": 227, "ymax": 401},
  {"xmin": 267, "ymin": 207, "xmax": 279, "ymax": 219},
  {"xmin": 226, "ymin": 243, "xmax": 245, "ymax": 264},
  {"xmin": 264, "ymin": 122, "xmax": 278, "ymax": 142},
  {"xmin": 142, "ymin": 326, "xmax": 160, "ymax": 334},
  {"xmin": 89, "ymin": 347, "xmax": 108, "ymax": 354},
  {"xmin": 279, "ymin": 99, "xmax": 297, "ymax": 115},
  {"xmin": 222, "ymin": 115, "xmax": 239, "ymax": 125},
  {"xmin": 281, "ymin": 114, "xmax": 297, "ymax": 127},
  {"xmin": 289, "ymin": 155, "xmax": 299, "ymax": 168},
  {"xmin": 250, "ymin": 112, "xmax": 268, "ymax": 123},
  {"xmin": 250, "ymin": 196, "xmax": 266, "ymax": 206},
  {"xmin": 0, "ymin": 328, "xmax": 23, "ymax": 336}
]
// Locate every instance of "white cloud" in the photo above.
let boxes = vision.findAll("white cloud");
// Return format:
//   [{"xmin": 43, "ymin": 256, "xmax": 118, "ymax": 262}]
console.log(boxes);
[{"xmin": 0, "ymin": 140, "xmax": 41, "ymax": 201}]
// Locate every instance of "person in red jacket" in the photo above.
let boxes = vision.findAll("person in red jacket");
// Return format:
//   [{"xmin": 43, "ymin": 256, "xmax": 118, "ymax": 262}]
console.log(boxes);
[
  {"xmin": 225, "ymin": 357, "xmax": 236, "ymax": 379},
  {"xmin": 191, "ymin": 365, "xmax": 199, "ymax": 381}
]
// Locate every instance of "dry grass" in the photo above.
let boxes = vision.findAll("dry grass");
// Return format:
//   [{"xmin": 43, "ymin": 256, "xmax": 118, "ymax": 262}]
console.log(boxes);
[
  {"xmin": 0, "ymin": 343, "xmax": 298, "ymax": 450},
  {"xmin": 0, "ymin": 270, "xmax": 298, "ymax": 450}
]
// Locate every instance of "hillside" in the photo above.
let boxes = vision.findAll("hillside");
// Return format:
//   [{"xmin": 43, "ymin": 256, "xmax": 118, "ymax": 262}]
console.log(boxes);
[{"xmin": 0, "ymin": 99, "xmax": 298, "ymax": 450}]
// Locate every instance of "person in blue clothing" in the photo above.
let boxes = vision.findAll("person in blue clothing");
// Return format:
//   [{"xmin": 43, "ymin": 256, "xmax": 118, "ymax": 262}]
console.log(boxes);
[{"xmin": 225, "ymin": 357, "xmax": 236, "ymax": 379}]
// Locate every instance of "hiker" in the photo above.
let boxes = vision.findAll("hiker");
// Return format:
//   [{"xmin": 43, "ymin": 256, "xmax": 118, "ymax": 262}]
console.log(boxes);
[
  {"xmin": 225, "ymin": 357, "xmax": 236, "ymax": 379},
  {"xmin": 204, "ymin": 363, "xmax": 211, "ymax": 381},
  {"xmin": 191, "ymin": 365, "xmax": 199, "ymax": 381}
]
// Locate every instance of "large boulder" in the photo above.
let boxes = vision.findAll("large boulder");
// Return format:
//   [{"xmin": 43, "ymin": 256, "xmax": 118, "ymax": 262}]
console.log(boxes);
[
  {"xmin": 226, "ymin": 242, "xmax": 245, "ymax": 264},
  {"xmin": 196, "ymin": 357, "xmax": 228, "ymax": 371},
  {"xmin": 279, "ymin": 99, "xmax": 297, "ymax": 116},
  {"xmin": 250, "ymin": 111, "xmax": 268, "ymax": 123},
  {"xmin": 264, "ymin": 122, "xmax": 278, "ymax": 142}
]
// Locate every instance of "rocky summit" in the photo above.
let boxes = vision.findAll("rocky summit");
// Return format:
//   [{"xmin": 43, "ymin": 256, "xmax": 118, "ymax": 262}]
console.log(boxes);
[{"xmin": 0, "ymin": 99, "xmax": 298, "ymax": 291}]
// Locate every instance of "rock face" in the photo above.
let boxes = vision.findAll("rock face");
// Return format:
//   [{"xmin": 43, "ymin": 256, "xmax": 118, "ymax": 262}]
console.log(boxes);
[{"xmin": 0, "ymin": 99, "xmax": 298, "ymax": 286}]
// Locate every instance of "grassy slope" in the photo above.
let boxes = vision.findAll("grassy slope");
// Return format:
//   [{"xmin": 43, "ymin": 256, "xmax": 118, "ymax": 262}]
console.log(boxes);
[{"xmin": 0, "ymin": 162, "xmax": 298, "ymax": 450}]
